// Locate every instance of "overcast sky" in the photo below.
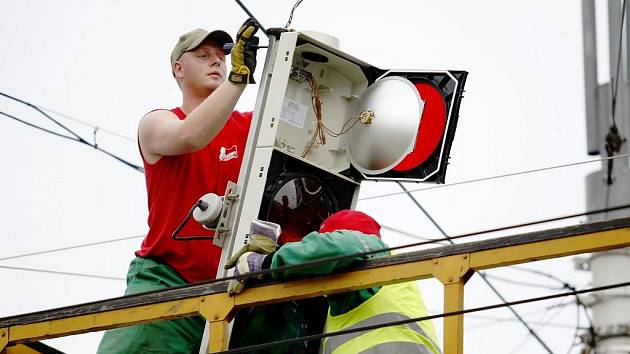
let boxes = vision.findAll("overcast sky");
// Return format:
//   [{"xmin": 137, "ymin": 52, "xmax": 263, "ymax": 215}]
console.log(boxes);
[{"xmin": 0, "ymin": 0, "xmax": 616, "ymax": 353}]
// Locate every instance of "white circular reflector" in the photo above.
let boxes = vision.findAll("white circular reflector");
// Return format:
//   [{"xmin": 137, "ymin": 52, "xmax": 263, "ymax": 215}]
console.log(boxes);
[{"xmin": 347, "ymin": 76, "xmax": 422, "ymax": 175}]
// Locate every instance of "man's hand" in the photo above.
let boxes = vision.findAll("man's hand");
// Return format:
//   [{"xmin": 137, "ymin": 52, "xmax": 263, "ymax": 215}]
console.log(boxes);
[
  {"xmin": 224, "ymin": 220, "xmax": 280, "ymax": 268},
  {"xmin": 229, "ymin": 18, "xmax": 260, "ymax": 84},
  {"xmin": 227, "ymin": 251, "xmax": 266, "ymax": 295}
]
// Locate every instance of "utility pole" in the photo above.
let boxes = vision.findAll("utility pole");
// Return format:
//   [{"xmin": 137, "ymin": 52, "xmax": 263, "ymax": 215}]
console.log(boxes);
[{"xmin": 580, "ymin": 0, "xmax": 630, "ymax": 352}]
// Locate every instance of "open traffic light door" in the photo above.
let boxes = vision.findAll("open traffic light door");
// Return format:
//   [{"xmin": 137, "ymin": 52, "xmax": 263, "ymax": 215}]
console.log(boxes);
[{"xmin": 346, "ymin": 70, "xmax": 467, "ymax": 183}]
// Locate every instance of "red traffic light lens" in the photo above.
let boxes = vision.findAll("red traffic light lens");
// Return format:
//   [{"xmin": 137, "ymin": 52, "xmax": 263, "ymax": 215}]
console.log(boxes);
[
  {"xmin": 264, "ymin": 175, "xmax": 338, "ymax": 245},
  {"xmin": 393, "ymin": 81, "xmax": 447, "ymax": 171}
]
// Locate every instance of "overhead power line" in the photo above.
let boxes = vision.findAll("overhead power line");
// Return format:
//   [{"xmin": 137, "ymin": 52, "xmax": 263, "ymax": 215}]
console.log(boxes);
[
  {"xmin": 0, "ymin": 91, "xmax": 143, "ymax": 173},
  {"xmin": 482, "ymin": 273, "xmax": 565, "ymax": 291},
  {"xmin": 0, "ymin": 91, "xmax": 134, "ymax": 142},
  {"xmin": 0, "ymin": 265, "xmax": 124, "ymax": 281},
  {"xmin": 380, "ymin": 224, "xmax": 449, "ymax": 243},
  {"xmin": 395, "ymin": 181, "xmax": 555, "ymax": 354},
  {"xmin": 33, "ymin": 104, "xmax": 135, "ymax": 142},
  {"xmin": 175, "ymin": 204, "xmax": 630, "ymax": 298},
  {"xmin": 359, "ymin": 153, "xmax": 630, "ymax": 202},
  {"xmin": 219, "ymin": 280, "xmax": 630, "ymax": 353},
  {"xmin": 0, "ymin": 234, "xmax": 145, "ymax": 262},
  {"xmin": 2, "ymin": 202, "xmax": 627, "ymax": 268},
  {"xmin": 465, "ymin": 314, "xmax": 581, "ymax": 332},
  {"xmin": 511, "ymin": 265, "xmax": 596, "ymax": 349},
  {"xmin": 3, "ymin": 200, "xmax": 627, "ymax": 271}
]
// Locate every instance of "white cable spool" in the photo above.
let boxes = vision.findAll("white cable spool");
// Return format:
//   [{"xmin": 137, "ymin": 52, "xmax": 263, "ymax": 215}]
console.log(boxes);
[{"xmin": 192, "ymin": 193, "xmax": 223, "ymax": 229}]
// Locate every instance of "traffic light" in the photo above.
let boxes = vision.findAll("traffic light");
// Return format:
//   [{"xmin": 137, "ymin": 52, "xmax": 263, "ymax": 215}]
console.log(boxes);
[
  {"xmin": 210, "ymin": 30, "xmax": 467, "ymax": 258},
  {"xmin": 202, "ymin": 30, "xmax": 468, "ymax": 354}
]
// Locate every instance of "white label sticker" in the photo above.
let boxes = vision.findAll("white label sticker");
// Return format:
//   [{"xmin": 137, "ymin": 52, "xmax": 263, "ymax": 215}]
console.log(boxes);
[{"xmin": 280, "ymin": 97, "xmax": 308, "ymax": 128}]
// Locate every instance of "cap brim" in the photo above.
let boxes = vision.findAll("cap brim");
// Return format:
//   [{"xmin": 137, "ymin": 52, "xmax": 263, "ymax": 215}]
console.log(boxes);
[
  {"xmin": 186, "ymin": 30, "xmax": 233, "ymax": 56},
  {"xmin": 189, "ymin": 30, "xmax": 234, "ymax": 52},
  {"xmin": 207, "ymin": 30, "xmax": 233, "ymax": 45}
]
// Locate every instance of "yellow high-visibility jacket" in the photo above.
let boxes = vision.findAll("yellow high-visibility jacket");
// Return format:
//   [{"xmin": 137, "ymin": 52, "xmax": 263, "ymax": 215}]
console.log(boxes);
[
  {"xmin": 322, "ymin": 281, "xmax": 440, "ymax": 354},
  {"xmin": 271, "ymin": 230, "xmax": 441, "ymax": 354}
]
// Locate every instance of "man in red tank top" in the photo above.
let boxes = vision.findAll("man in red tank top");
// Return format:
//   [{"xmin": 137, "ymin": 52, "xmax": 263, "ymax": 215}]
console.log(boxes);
[{"xmin": 97, "ymin": 18, "xmax": 260, "ymax": 354}]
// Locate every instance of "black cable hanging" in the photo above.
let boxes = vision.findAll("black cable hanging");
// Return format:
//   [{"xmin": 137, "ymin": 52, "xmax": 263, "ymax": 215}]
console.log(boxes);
[
  {"xmin": 396, "ymin": 181, "xmax": 555, "ymax": 354},
  {"xmin": 0, "ymin": 92, "xmax": 143, "ymax": 173},
  {"xmin": 285, "ymin": 0, "xmax": 304, "ymax": 28}
]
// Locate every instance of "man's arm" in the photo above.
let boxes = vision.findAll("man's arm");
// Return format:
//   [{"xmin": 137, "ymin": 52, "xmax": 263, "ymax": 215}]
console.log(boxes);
[
  {"xmin": 138, "ymin": 82, "xmax": 246, "ymax": 160},
  {"xmin": 269, "ymin": 230, "xmax": 389, "ymax": 279}
]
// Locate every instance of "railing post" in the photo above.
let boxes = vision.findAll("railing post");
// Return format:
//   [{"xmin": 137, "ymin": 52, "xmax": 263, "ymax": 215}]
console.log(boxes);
[
  {"xmin": 433, "ymin": 254, "xmax": 473, "ymax": 354},
  {"xmin": 0, "ymin": 327, "xmax": 7, "ymax": 353},
  {"xmin": 208, "ymin": 320, "xmax": 230, "ymax": 353},
  {"xmin": 198, "ymin": 294, "xmax": 235, "ymax": 353}
]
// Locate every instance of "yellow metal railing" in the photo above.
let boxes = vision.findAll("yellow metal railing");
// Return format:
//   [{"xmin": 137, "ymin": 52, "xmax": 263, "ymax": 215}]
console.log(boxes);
[{"xmin": 2, "ymin": 217, "xmax": 630, "ymax": 354}]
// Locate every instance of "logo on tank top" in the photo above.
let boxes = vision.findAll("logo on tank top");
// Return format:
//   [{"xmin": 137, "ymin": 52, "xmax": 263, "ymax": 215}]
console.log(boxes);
[{"xmin": 219, "ymin": 145, "xmax": 239, "ymax": 162}]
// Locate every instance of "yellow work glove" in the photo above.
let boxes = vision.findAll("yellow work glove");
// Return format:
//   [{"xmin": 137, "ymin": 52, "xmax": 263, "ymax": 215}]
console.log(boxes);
[
  {"xmin": 226, "ymin": 251, "xmax": 267, "ymax": 295},
  {"xmin": 228, "ymin": 18, "xmax": 260, "ymax": 84},
  {"xmin": 224, "ymin": 220, "xmax": 281, "ymax": 269}
]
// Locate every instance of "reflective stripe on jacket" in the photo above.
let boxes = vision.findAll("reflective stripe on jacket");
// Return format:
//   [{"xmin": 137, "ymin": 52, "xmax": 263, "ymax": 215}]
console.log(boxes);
[{"xmin": 323, "ymin": 281, "xmax": 441, "ymax": 354}]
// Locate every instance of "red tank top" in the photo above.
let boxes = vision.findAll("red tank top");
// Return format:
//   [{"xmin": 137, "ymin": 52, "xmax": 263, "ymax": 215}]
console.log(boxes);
[{"xmin": 137, "ymin": 107, "xmax": 252, "ymax": 283}]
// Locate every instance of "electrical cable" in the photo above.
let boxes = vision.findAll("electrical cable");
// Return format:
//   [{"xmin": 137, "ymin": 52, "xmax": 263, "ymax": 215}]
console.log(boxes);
[
  {"xmin": 0, "ymin": 110, "xmax": 77, "ymax": 141},
  {"xmin": 0, "ymin": 92, "xmax": 85, "ymax": 141},
  {"xmin": 285, "ymin": 0, "xmax": 304, "ymax": 28},
  {"xmin": 465, "ymin": 314, "xmax": 581, "ymax": 332},
  {"xmin": 380, "ymin": 224, "xmax": 449, "ymax": 243},
  {"xmin": 481, "ymin": 273, "xmax": 565, "ymax": 291},
  {"xmin": 35, "ymin": 104, "xmax": 135, "ymax": 142},
  {"xmin": 507, "ymin": 298, "xmax": 568, "ymax": 354},
  {"xmin": 0, "ymin": 92, "xmax": 143, "ymax": 173},
  {"xmin": 2, "ymin": 201, "xmax": 628, "ymax": 279},
  {"xmin": 395, "ymin": 182, "xmax": 576, "ymax": 354},
  {"xmin": 0, "ymin": 234, "xmax": 144, "ymax": 262},
  {"xmin": 172, "ymin": 200, "xmax": 215, "ymax": 240},
  {"xmin": 383, "ymin": 200, "xmax": 629, "ymax": 247},
  {"xmin": 300, "ymin": 70, "xmax": 362, "ymax": 157},
  {"xmin": 219, "ymin": 280, "xmax": 630, "ymax": 353},
  {"xmin": 478, "ymin": 272, "xmax": 556, "ymax": 353},
  {"xmin": 566, "ymin": 299, "xmax": 581, "ymax": 354},
  {"xmin": 170, "ymin": 202, "xmax": 630, "ymax": 300},
  {"xmin": 431, "ymin": 305, "xmax": 583, "ymax": 327},
  {"xmin": 0, "ymin": 265, "xmax": 125, "ymax": 281},
  {"xmin": 511, "ymin": 266, "xmax": 596, "ymax": 349},
  {"xmin": 0, "ymin": 201, "xmax": 621, "ymax": 286},
  {"xmin": 234, "ymin": 0, "xmax": 270, "ymax": 37},
  {"xmin": 374, "ymin": 202, "xmax": 630, "ymax": 247},
  {"xmin": 302, "ymin": 75, "xmax": 325, "ymax": 157},
  {"xmin": 359, "ymin": 153, "xmax": 630, "ymax": 201}
]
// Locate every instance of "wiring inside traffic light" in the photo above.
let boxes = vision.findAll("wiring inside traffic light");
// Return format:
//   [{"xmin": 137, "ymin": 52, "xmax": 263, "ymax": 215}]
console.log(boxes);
[{"xmin": 290, "ymin": 66, "xmax": 362, "ymax": 158}]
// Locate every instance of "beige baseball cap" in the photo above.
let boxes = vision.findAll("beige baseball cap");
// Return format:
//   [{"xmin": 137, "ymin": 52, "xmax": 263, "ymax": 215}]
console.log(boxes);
[{"xmin": 170, "ymin": 28, "xmax": 233, "ymax": 68}]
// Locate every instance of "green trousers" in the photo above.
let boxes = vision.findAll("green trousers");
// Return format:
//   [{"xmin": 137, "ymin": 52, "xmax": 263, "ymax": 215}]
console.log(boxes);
[{"xmin": 96, "ymin": 257, "xmax": 205, "ymax": 354}]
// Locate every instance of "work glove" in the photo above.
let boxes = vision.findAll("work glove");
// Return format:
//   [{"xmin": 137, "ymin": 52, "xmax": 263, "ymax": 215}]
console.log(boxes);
[
  {"xmin": 225, "ymin": 220, "xmax": 281, "ymax": 269},
  {"xmin": 229, "ymin": 18, "xmax": 260, "ymax": 84},
  {"xmin": 227, "ymin": 251, "xmax": 267, "ymax": 295}
]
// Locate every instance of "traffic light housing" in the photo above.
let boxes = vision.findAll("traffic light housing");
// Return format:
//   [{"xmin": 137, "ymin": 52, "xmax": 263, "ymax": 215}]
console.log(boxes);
[{"xmin": 215, "ymin": 30, "xmax": 467, "ymax": 263}]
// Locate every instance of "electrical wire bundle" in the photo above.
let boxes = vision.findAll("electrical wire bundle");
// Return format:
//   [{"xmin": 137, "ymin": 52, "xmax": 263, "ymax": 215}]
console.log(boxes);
[{"xmin": 300, "ymin": 72, "xmax": 362, "ymax": 157}]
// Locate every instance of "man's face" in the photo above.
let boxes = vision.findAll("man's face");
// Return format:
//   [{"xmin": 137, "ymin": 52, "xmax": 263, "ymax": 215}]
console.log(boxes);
[{"xmin": 174, "ymin": 40, "xmax": 227, "ymax": 93}]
